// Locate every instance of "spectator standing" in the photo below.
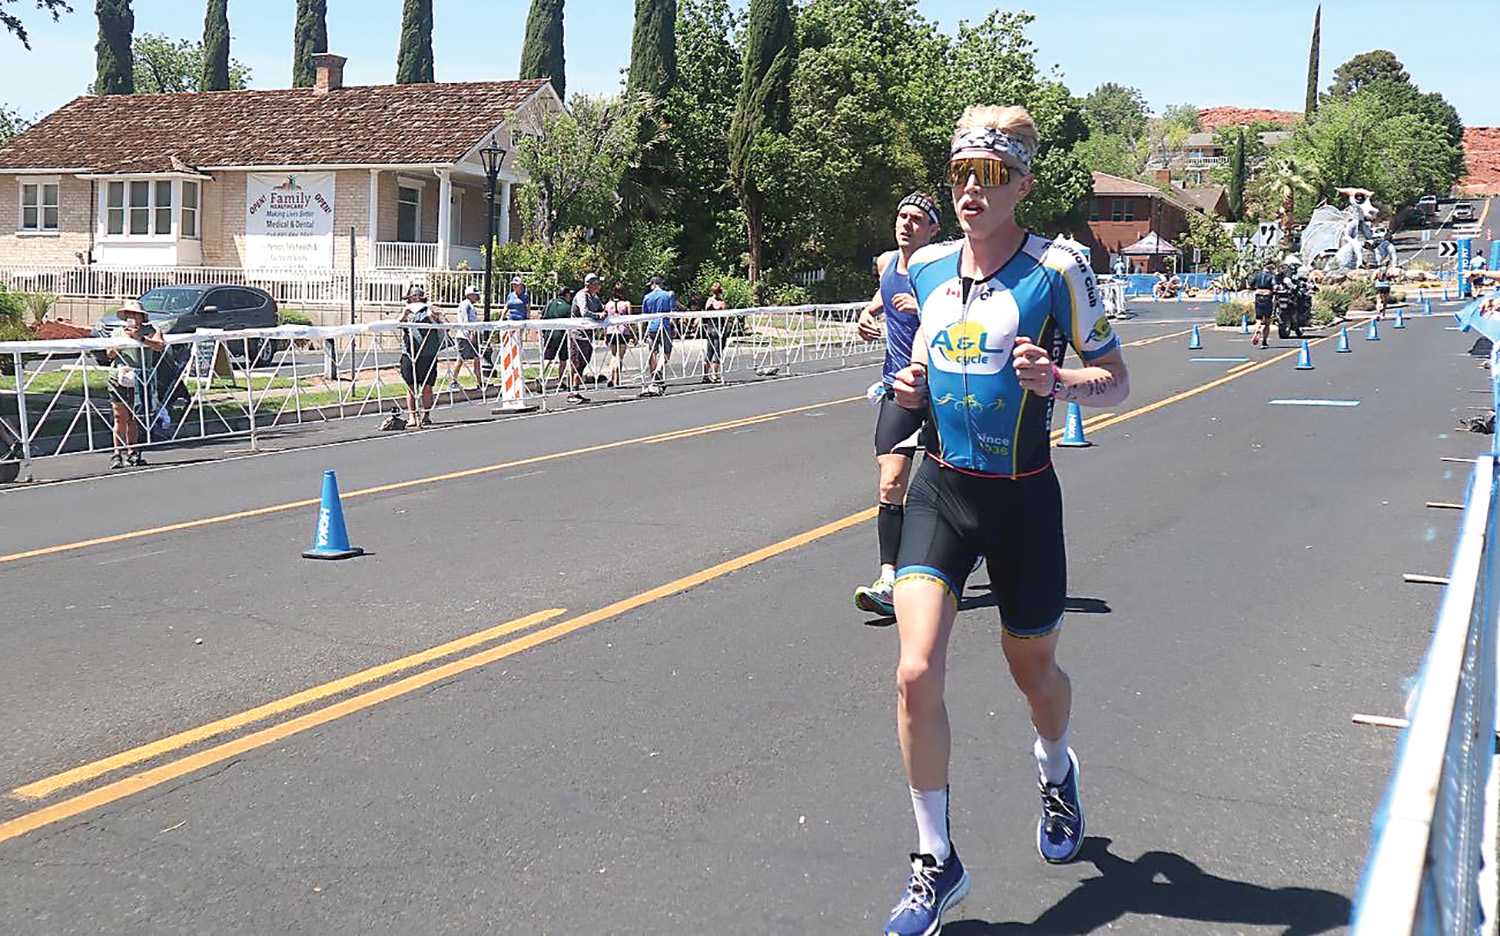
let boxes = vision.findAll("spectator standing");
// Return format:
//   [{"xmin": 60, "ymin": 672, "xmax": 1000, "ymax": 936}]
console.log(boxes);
[
  {"xmin": 106, "ymin": 299, "xmax": 165, "ymax": 468},
  {"xmin": 397, "ymin": 284, "xmax": 445, "ymax": 429},
  {"xmin": 540, "ymin": 285, "xmax": 574, "ymax": 393},
  {"xmin": 504, "ymin": 276, "xmax": 530, "ymax": 321},
  {"xmin": 567, "ymin": 273, "xmax": 607, "ymax": 402},
  {"xmin": 641, "ymin": 275, "xmax": 679, "ymax": 396},
  {"xmin": 603, "ymin": 282, "xmax": 632, "ymax": 388},
  {"xmin": 446, "ymin": 283, "xmax": 484, "ymax": 391},
  {"xmin": 702, "ymin": 282, "xmax": 729, "ymax": 384}
]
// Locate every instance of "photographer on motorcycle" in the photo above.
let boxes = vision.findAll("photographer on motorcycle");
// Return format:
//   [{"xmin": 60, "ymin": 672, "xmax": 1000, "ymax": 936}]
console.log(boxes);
[{"xmin": 1249, "ymin": 260, "xmax": 1277, "ymax": 348}]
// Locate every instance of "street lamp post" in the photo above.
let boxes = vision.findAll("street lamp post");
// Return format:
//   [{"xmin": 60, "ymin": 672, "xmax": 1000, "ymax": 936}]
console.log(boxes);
[{"xmin": 479, "ymin": 138, "xmax": 508, "ymax": 323}]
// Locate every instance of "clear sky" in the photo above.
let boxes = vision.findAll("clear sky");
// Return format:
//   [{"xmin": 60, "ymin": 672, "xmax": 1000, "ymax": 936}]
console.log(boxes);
[{"xmin": 2, "ymin": 1, "xmax": 1494, "ymax": 127}]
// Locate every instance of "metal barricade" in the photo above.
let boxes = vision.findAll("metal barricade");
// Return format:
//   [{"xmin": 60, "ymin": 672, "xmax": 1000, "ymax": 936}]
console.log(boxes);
[
  {"xmin": 1, "ymin": 302, "xmax": 876, "ymax": 480},
  {"xmin": 1351, "ymin": 453, "xmax": 1499, "ymax": 934}
]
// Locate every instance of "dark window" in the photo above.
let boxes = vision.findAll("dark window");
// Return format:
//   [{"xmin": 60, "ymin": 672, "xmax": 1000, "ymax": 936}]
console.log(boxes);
[
  {"xmin": 203, "ymin": 288, "xmax": 236, "ymax": 311},
  {"xmin": 397, "ymin": 185, "xmax": 420, "ymax": 242},
  {"xmin": 1088, "ymin": 199, "xmax": 1101, "ymax": 222}
]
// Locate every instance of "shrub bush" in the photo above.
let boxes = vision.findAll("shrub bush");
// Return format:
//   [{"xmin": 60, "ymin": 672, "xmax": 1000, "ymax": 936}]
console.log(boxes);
[
  {"xmin": 1215, "ymin": 299, "xmax": 1254, "ymax": 327},
  {"xmin": 0, "ymin": 285, "xmax": 24, "ymax": 323},
  {"xmin": 278, "ymin": 308, "xmax": 314, "ymax": 326}
]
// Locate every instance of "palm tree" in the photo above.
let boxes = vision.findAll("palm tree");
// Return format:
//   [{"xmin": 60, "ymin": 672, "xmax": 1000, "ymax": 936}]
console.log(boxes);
[{"xmin": 1258, "ymin": 154, "xmax": 1317, "ymax": 236}]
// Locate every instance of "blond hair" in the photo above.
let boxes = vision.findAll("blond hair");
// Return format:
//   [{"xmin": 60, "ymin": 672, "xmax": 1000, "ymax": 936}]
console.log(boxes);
[{"xmin": 953, "ymin": 105, "xmax": 1040, "ymax": 153}]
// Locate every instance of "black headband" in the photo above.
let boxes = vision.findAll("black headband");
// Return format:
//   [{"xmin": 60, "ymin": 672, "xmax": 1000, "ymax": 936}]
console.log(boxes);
[{"xmin": 898, "ymin": 192, "xmax": 940, "ymax": 227}]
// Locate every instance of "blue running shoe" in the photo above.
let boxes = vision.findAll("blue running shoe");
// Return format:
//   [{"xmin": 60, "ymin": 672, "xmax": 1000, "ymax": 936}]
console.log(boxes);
[
  {"xmin": 882, "ymin": 849, "xmax": 970, "ymax": 936},
  {"xmin": 854, "ymin": 578, "xmax": 895, "ymax": 616},
  {"xmin": 1036, "ymin": 749, "xmax": 1085, "ymax": 864}
]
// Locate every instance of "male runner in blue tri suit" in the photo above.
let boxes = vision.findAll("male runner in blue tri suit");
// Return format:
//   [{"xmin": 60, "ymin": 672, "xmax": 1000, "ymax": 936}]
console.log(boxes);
[
  {"xmin": 879, "ymin": 105, "xmax": 1131, "ymax": 936},
  {"xmin": 852, "ymin": 192, "xmax": 941, "ymax": 616}
]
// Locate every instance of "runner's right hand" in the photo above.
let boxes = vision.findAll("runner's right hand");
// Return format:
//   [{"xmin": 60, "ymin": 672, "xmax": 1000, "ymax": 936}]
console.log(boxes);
[
  {"xmin": 857, "ymin": 309, "xmax": 883, "ymax": 342},
  {"xmin": 891, "ymin": 363, "xmax": 928, "ymax": 409}
]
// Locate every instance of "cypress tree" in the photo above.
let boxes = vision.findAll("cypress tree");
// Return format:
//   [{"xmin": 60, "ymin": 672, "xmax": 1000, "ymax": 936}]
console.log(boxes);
[
  {"xmin": 292, "ymin": 0, "xmax": 328, "ymax": 88},
  {"xmin": 94, "ymin": 0, "xmax": 134, "ymax": 95},
  {"xmin": 396, "ymin": 0, "xmax": 434, "ymax": 84},
  {"xmin": 729, "ymin": 0, "xmax": 794, "ymax": 282},
  {"xmin": 626, "ymin": 0, "xmax": 676, "ymax": 99},
  {"xmin": 519, "ymin": 0, "xmax": 566, "ymax": 101},
  {"xmin": 1228, "ymin": 127, "xmax": 1247, "ymax": 220},
  {"xmin": 1304, "ymin": 4, "xmax": 1321, "ymax": 119},
  {"xmin": 202, "ymin": 0, "xmax": 231, "ymax": 92}
]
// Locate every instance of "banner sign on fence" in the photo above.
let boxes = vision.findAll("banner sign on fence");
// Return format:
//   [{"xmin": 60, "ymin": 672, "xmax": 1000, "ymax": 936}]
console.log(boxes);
[{"xmin": 246, "ymin": 173, "xmax": 335, "ymax": 270}]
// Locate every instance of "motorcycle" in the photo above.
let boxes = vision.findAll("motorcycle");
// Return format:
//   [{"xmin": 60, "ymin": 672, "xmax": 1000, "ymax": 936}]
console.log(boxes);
[{"xmin": 1273, "ymin": 276, "xmax": 1314, "ymax": 339}]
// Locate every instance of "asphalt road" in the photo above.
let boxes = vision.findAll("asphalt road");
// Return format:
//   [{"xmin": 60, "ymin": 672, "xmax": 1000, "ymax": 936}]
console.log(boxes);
[{"xmin": 0, "ymin": 309, "xmax": 1486, "ymax": 934}]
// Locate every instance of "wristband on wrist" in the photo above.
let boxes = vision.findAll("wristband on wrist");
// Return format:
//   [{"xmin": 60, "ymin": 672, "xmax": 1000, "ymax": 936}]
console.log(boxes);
[{"xmin": 1050, "ymin": 364, "xmax": 1062, "ymax": 399}]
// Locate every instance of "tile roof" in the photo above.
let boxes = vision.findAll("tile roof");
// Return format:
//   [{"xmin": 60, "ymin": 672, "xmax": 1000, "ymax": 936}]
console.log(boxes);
[
  {"xmin": 1175, "ymin": 184, "xmax": 1228, "ymax": 215},
  {"xmin": 1091, "ymin": 173, "xmax": 1197, "ymax": 215},
  {"xmin": 0, "ymin": 79, "xmax": 552, "ymax": 172}
]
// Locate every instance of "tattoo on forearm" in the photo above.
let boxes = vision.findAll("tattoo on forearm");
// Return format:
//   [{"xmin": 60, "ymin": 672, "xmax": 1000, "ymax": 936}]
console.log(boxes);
[{"xmin": 1056, "ymin": 374, "xmax": 1117, "ymax": 402}]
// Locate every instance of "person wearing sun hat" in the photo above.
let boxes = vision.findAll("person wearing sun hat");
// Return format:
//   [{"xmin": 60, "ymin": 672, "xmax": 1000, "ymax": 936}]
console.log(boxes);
[
  {"xmin": 878, "ymin": 104, "xmax": 1133, "ymax": 936},
  {"xmin": 105, "ymin": 299, "xmax": 165, "ymax": 469},
  {"xmin": 445, "ymin": 282, "xmax": 484, "ymax": 391}
]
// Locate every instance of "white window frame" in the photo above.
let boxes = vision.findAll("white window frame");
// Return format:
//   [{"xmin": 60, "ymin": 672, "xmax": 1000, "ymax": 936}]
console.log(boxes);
[
  {"xmin": 100, "ymin": 176, "xmax": 181, "ymax": 241},
  {"xmin": 396, "ymin": 183, "xmax": 423, "ymax": 243},
  {"xmin": 17, "ymin": 176, "xmax": 61, "ymax": 235},
  {"xmin": 181, "ymin": 180, "xmax": 200, "ymax": 239}
]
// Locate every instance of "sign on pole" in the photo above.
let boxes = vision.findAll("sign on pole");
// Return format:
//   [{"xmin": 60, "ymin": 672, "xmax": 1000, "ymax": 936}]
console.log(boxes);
[
  {"xmin": 1458, "ymin": 238, "xmax": 1473, "ymax": 298},
  {"xmin": 1440, "ymin": 241, "xmax": 1459, "ymax": 258}
]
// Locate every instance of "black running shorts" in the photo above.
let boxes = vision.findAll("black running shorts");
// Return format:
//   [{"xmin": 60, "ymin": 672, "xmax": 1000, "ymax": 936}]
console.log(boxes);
[
  {"xmin": 895, "ymin": 458, "xmax": 1066, "ymax": 638},
  {"xmin": 875, "ymin": 394, "xmax": 925, "ymax": 457}
]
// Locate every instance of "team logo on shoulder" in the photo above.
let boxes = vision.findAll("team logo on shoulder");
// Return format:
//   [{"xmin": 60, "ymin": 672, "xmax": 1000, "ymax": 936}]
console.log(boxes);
[{"xmin": 1088, "ymin": 314, "xmax": 1113, "ymax": 346}]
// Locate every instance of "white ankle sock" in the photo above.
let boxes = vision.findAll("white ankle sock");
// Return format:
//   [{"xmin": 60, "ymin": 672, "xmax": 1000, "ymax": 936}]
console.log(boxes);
[
  {"xmin": 909, "ymin": 786, "xmax": 951, "ymax": 863},
  {"xmin": 1034, "ymin": 731, "xmax": 1072, "ymax": 785}
]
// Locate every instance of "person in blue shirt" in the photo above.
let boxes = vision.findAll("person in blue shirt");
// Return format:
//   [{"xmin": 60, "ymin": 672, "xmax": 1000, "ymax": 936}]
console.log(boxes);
[
  {"xmin": 641, "ymin": 276, "xmax": 679, "ymax": 396},
  {"xmin": 851, "ymin": 191, "xmax": 941, "ymax": 617},
  {"xmin": 880, "ymin": 105, "xmax": 1131, "ymax": 936},
  {"xmin": 504, "ymin": 276, "xmax": 530, "ymax": 321}
]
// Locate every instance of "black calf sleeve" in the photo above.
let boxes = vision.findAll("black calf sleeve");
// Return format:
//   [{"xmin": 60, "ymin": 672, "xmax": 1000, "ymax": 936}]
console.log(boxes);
[{"xmin": 878, "ymin": 501, "xmax": 905, "ymax": 569}]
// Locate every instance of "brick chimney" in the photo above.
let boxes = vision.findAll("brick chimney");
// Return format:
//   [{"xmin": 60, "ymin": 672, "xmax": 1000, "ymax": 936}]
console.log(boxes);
[
  {"xmin": 312, "ymin": 53, "xmax": 347, "ymax": 95},
  {"xmin": 1153, "ymin": 169, "xmax": 1173, "ymax": 186}
]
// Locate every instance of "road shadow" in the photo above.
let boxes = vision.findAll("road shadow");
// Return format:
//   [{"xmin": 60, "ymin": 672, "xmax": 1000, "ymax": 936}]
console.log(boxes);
[{"xmin": 945, "ymin": 837, "xmax": 1349, "ymax": 936}]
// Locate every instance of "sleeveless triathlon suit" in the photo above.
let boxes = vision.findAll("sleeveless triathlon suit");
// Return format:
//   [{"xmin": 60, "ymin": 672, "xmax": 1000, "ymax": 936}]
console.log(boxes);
[
  {"xmin": 894, "ymin": 235, "xmax": 1119, "ymax": 636},
  {"xmin": 874, "ymin": 251, "xmax": 928, "ymax": 457}
]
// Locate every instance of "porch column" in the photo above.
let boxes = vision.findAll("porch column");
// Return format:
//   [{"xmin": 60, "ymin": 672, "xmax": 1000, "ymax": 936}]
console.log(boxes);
[
  {"xmin": 436, "ymin": 169, "xmax": 452, "ymax": 269},
  {"xmin": 497, "ymin": 178, "xmax": 512, "ymax": 245},
  {"xmin": 367, "ymin": 169, "xmax": 379, "ymax": 268}
]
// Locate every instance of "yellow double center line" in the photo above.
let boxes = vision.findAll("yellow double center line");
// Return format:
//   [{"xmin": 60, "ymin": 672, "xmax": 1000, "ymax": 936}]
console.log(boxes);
[{"xmin": 0, "ymin": 338, "xmax": 1325, "ymax": 845}]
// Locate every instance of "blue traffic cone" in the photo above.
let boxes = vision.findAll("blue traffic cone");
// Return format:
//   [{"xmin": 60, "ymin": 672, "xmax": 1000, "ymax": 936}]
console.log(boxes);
[
  {"xmin": 302, "ymin": 469, "xmax": 364, "ymax": 560},
  {"xmin": 1443, "ymin": 284, "xmax": 1451, "ymax": 301},
  {"xmin": 1057, "ymin": 401, "xmax": 1091, "ymax": 448},
  {"xmin": 1295, "ymin": 339, "xmax": 1314, "ymax": 370},
  {"xmin": 1366, "ymin": 317, "xmax": 1381, "ymax": 341},
  {"xmin": 1336, "ymin": 327, "xmax": 1351, "ymax": 353},
  {"xmin": 1188, "ymin": 324, "xmax": 1203, "ymax": 350},
  {"xmin": 1240, "ymin": 314, "xmax": 1249, "ymax": 335},
  {"xmin": 1424, "ymin": 299, "xmax": 1433, "ymax": 316},
  {"xmin": 1393, "ymin": 307, "xmax": 1406, "ymax": 329}
]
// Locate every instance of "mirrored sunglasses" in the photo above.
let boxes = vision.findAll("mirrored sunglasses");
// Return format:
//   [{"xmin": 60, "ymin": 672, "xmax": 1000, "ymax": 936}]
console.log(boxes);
[{"xmin": 947, "ymin": 157, "xmax": 1010, "ymax": 188}]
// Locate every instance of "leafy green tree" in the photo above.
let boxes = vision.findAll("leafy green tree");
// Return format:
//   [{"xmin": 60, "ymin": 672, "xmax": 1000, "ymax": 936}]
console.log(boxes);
[
  {"xmin": 396, "ymin": 0, "xmax": 434, "ymax": 84},
  {"xmin": 0, "ymin": 104, "xmax": 31, "ymax": 146},
  {"xmin": 114, "ymin": 33, "xmax": 250, "ymax": 94},
  {"xmin": 292, "ymin": 0, "xmax": 327, "ymax": 88},
  {"xmin": 520, "ymin": 0, "xmax": 565, "ymax": 100},
  {"xmin": 1159, "ymin": 103, "xmax": 1201, "ymax": 133},
  {"xmin": 1226, "ymin": 128, "xmax": 1247, "ymax": 220},
  {"xmin": 1082, "ymin": 82, "xmax": 1148, "ymax": 143},
  {"xmin": 627, "ymin": 0, "xmax": 676, "ymax": 98},
  {"xmin": 512, "ymin": 94, "xmax": 656, "ymax": 244},
  {"xmin": 663, "ymin": 0, "xmax": 742, "ymax": 280},
  {"xmin": 94, "ymin": 0, "xmax": 133, "ymax": 95},
  {"xmin": 1304, "ymin": 5, "xmax": 1320, "ymax": 118},
  {"xmin": 1327, "ymin": 49, "xmax": 1409, "ymax": 97},
  {"xmin": 1072, "ymin": 132, "xmax": 1140, "ymax": 179},
  {"xmin": 1178, "ymin": 207, "xmax": 1235, "ymax": 272},
  {"xmin": 729, "ymin": 0, "xmax": 794, "ymax": 282},
  {"xmin": 201, "ymin": 0, "xmax": 229, "ymax": 91},
  {"xmin": 4, "ymin": 0, "xmax": 72, "ymax": 49}
]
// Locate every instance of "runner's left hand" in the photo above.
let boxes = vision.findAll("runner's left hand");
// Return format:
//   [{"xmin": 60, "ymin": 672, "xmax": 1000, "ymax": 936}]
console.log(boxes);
[
  {"xmin": 890, "ymin": 293, "xmax": 918, "ymax": 314},
  {"xmin": 1012, "ymin": 336, "xmax": 1055, "ymax": 397}
]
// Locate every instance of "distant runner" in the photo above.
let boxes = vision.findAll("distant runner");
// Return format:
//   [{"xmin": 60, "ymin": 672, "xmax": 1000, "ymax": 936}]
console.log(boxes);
[
  {"xmin": 852, "ymin": 192, "xmax": 941, "ymax": 617},
  {"xmin": 879, "ymin": 104, "xmax": 1131, "ymax": 936}
]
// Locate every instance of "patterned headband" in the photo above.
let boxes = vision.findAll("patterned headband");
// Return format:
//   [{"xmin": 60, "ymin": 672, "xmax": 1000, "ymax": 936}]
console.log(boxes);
[
  {"xmin": 950, "ymin": 127, "xmax": 1036, "ymax": 174},
  {"xmin": 897, "ymin": 192, "xmax": 940, "ymax": 227}
]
